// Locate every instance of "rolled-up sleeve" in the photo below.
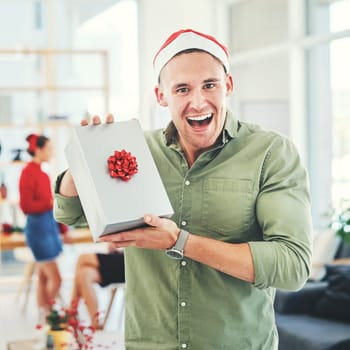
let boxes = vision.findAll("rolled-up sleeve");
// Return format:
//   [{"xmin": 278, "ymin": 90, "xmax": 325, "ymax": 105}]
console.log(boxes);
[
  {"xmin": 54, "ymin": 193, "xmax": 87, "ymax": 227},
  {"xmin": 249, "ymin": 137, "xmax": 313, "ymax": 291}
]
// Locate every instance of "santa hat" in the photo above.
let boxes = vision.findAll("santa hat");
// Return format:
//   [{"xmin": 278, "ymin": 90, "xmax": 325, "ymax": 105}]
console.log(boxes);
[{"xmin": 153, "ymin": 28, "xmax": 230, "ymax": 80}]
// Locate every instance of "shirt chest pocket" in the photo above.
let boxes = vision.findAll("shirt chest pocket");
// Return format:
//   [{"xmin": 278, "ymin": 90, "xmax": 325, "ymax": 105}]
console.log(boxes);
[{"xmin": 200, "ymin": 178, "xmax": 254, "ymax": 238}]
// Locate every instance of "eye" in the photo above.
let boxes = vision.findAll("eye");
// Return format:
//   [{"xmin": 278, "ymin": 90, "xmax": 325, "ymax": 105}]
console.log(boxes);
[
  {"xmin": 175, "ymin": 87, "xmax": 189, "ymax": 94},
  {"xmin": 203, "ymin": 82, "xmax": 216, "ymax": 90}
]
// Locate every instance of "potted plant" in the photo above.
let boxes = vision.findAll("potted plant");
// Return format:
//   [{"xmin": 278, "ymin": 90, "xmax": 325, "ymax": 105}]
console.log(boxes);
[
  {"xmin": 41, "ymin": 299, "xmax": 95, "ymax": 350},
  {"xmin": 331, "ymin": 207, "xmax": 350, "ymax": 244},
  {"xmin": 45, "ymin": 301, "xmax": 70, "ymax": 350},
  {"xmin": 1, "ymin": 222, "xmax": 24, "ymax": 235}
]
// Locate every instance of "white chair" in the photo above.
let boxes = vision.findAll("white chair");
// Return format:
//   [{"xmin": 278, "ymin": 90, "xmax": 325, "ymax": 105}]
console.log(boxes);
[
  {"xmin": 102, "ymin": 282, "xmax": 125, "ymax": 331},
  {"xmin": 13, "ymin": 247, "xmax": 36, "ymax": 313}
]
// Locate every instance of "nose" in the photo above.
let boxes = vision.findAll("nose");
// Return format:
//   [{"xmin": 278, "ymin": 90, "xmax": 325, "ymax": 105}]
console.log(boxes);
[{"xmin": 189, "ymin": 88, "xmax": 206, "ymax": 110}]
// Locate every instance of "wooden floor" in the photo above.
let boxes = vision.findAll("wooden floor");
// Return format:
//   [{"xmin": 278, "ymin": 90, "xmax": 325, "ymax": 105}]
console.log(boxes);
[{"xmin": 0, "ymin": 243, "xmax": 125, "ymax": 350}]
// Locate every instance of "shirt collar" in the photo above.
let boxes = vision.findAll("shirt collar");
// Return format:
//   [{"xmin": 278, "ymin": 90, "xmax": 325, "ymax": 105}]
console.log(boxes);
[{"xmin": 163, "ymin": 109, "xmax": 239, "ymax": 147}]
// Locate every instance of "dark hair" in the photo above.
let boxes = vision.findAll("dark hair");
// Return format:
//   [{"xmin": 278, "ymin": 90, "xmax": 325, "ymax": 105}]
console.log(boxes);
[{"xmin": 26, "ymin": 134, "xmax": 49, "ymax": 156}]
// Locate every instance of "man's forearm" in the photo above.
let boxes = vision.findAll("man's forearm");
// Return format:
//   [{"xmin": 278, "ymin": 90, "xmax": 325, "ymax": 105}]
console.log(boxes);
[{"xmin": 184, "ymin": 235, "xmax": 255, "ymax": 283}]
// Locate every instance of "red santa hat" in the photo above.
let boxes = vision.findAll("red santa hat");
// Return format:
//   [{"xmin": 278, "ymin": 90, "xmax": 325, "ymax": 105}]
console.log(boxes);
[{"xmin": 153, "ymin": 28, "xmax": 230, "ymax": 81}]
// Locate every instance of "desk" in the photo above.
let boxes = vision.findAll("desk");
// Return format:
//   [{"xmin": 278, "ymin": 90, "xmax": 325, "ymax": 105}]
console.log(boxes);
[
  {"xmin": 7, "ymin": 332, "xmax": 125, "ymax": 350},
  {"xmin": 7, "ymin": 339, "xmax": 36, "ymax": 350},
  {"xmin": 0, "ymin": 228, "xmax": 93, "ymax": 251}
]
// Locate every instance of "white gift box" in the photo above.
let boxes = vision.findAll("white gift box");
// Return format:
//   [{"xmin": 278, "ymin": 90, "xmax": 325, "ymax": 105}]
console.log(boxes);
[{"xmin": 65, "ymin": 119, "xmax": 174, "ymax": 240}]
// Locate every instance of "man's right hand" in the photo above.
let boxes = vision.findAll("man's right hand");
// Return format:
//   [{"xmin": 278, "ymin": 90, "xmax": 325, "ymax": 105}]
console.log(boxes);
[
  {"xmin": 81, "ymin": 113, "xmax": 115, "ymax": 126},
  {"xmin": 59, "ymin": 113, "xmax": 115, "ymax": 197}
]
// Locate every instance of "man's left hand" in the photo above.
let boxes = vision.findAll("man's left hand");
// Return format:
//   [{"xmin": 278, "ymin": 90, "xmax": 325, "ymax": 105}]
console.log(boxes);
[{"xmin": 98, "ymin": 214, "xmax": 180, "ymax": 251}]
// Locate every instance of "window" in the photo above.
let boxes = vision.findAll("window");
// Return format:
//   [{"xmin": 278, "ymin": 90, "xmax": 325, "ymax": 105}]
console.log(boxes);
[
  {"xmin": 330, "ymin": 37, "xmax": 350, "ymax": 207},
  {"xmin": 307, "ymin": 0, "xmax": 350, "ymax": 221},
  {"xmin": 228, "ymin": 0, "xmax": 350, "ymax": 227}
]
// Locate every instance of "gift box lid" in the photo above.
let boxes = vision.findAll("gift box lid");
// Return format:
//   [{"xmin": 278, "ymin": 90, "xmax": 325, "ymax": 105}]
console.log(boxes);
[{"xmin": 65, "ymin": 119, "xmax": 174, "ymax": 240}]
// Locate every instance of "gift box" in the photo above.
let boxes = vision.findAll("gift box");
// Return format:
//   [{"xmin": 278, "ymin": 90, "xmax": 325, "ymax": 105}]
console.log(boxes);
[{"xmin": 64, "ymin": 119, "xmax": 174, "ymax": 240}]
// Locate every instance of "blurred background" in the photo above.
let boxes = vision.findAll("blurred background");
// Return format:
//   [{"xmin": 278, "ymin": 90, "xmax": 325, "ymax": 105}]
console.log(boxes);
[
  {"xmin": 0, "ymin": 0, "xmax": 349, "ymax": 347},
  {"xmin": 0, "ymin": 0, "xmax": 349, "ymax": 229}
]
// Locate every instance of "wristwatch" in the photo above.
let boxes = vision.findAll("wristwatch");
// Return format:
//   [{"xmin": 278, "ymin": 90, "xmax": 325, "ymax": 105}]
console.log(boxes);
[{"xmin": 165, "ymin": 229, "xmax": 190, "ymax": 259}]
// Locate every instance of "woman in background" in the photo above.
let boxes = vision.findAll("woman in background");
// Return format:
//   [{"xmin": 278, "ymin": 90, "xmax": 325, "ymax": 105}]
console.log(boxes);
[{"xmin": 19, "ymin": 133, "xmax": 64, "ymax": 323}]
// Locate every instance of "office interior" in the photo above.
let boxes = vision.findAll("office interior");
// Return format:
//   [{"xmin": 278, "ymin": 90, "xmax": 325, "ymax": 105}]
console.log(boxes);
[{"xmin": 0, "ymin": 0, "xmax": 349, "ymax": 349}]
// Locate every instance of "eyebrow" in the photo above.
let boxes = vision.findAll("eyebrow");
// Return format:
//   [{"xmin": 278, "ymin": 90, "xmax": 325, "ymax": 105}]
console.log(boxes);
[
  {"xmin": 172, "ymin": 78, "xmax": 221, "ymax": 90},
  {"xmin": 203, "ymin": 78, "xmax": 221, "ymax": 83}
]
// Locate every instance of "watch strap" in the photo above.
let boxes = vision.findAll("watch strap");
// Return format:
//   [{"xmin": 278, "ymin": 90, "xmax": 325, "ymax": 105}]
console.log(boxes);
[{"xmin": 173, "ymin": 229, "xmax": 189, "ymax": 251}]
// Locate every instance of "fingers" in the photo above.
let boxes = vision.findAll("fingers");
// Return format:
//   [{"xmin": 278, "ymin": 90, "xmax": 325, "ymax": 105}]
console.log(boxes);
[
  {"xmin": 98, "ymin": 232, "xmax": 130, "ymax": 242},
  {"xmin": 144, "ymin": 214, "xmax": 162, "ymax": 228},
  {"xmin": 109, "ymin": 241, "xmax": 135, "ymax": 249},
  {"xmin": 80, "ymin": 115, "xmax": 101, "ymax": 126},
  {"xmin": 80, "ymin": 114, "xmax": 115, "ymax": 126},
  {"xmin": 106, "ymin": 113, "xmax": 115, "ymax": 123},
  {"xmin": 92, "ymin": 115, "xmax": 102, "ymax": 125}
]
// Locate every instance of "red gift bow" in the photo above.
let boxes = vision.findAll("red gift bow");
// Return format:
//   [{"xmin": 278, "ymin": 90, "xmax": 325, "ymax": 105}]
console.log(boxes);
[{"xmin": 107, "ymin": 149, "xmax": 138, "ymax": 181}]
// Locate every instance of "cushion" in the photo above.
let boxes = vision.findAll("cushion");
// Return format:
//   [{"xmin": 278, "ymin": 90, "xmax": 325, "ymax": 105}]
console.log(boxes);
[
  {"xmin": 274, "ymin": 282, "xmax": 327, "ymax": 314},
  {"xmin": 313, "ymin": 264, "xmax": 350, "ymax": 323},
  {"xmin": 309, "ymin": 229, "xmax": 341, "ymax": 281},
  {"xmin": 276, "ymin": 313, "xmax": 350, "ymax": 350}
]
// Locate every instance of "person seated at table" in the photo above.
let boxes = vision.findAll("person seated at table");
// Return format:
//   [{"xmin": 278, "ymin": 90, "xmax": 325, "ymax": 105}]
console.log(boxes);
[{"xmin": 70, "ymin": 245, "xmax": 125, "ymax": 329}]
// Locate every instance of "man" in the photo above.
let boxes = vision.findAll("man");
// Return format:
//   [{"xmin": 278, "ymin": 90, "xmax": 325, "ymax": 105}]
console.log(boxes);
[{"xmin": 55, "ymin": 28, "xmax": 312, "ymax": 349}]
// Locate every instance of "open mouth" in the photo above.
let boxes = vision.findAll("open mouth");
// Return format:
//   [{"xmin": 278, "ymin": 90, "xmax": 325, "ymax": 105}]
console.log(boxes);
[{"xmin": 186, "ymin": 113, "xmax": 213, "ymax": 128}]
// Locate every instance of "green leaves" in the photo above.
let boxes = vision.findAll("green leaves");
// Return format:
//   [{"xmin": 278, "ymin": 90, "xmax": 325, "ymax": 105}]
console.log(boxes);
[{"xmin": 333, "ymin": 208, "xmax": 350, "ymax": 244}]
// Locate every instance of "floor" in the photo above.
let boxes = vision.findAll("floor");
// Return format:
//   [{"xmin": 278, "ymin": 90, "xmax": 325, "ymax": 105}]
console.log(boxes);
[{"xmin": 0, "ymin": 243, "xmax": 125, "ymax": 350}]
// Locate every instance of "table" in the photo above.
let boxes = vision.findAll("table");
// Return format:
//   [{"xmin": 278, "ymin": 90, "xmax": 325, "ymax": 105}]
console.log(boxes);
[
  {"xmin": 7, "ymin": 331, "xmax": 125, "ymax": 350},
  {"xmin": 0, "ymin": 228, "xmax": 93, "ymax": 251},
  {"xmin": 7, "ymin": 338, "xmax": 36, "ymax": 350}
]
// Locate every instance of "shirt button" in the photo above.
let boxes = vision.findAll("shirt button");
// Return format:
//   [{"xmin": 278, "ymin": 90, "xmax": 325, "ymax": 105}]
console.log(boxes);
[
  {"xmin": 181, "ymin": 220, "xmax": 187, "ymax": 226},
  {"xmin": 181, "ymin": 344, "xmax": 187, "ymax": 349},
  {"xmin": 181, "ymin": 260, "xmax": 187, "ymax": 266},
  {"xmin": 180, "ymin": 301, "xmax": 186, "ymax": 307},
  {"xmin": 185, "ymin": 180, "xmax": 190, "ymax": 186}
]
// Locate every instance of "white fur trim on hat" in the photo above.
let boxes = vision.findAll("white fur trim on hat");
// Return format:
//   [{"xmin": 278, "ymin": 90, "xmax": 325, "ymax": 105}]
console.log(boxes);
[{"xmin": 153, "ymin": 28, "xmax": 229, "ymax": 81}]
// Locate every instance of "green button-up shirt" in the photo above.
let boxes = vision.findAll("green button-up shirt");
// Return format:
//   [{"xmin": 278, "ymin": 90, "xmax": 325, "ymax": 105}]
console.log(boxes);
[{"xmin": 54, "ymin": 111, "xmax": 312, "ymax": 350}]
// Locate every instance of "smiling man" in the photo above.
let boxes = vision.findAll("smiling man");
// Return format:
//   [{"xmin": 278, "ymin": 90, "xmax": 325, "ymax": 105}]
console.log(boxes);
[{"xmin": 55, "ymin": 29, "xmax": 313, "ymax": 350}]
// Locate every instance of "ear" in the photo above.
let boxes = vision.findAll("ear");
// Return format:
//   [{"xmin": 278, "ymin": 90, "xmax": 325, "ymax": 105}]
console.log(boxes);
[
  {"xmin": 225, "ymin": 74, "xmax": 234, "ymax": 96},
  {"xmin": 154, "ymin": 86, "xmax": 168, "ymax": 107}
]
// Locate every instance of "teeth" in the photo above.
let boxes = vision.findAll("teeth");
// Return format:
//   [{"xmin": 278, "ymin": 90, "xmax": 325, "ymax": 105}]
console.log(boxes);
[{"xmin": 187, "ymin": 114, "xmax": 212, "ymax": 121}]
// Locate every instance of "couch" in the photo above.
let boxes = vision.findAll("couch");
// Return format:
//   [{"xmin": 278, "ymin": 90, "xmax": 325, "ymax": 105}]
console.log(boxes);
[{"xmin": 274, "ymin": 242, "xmax": 350, "ymax": 350}]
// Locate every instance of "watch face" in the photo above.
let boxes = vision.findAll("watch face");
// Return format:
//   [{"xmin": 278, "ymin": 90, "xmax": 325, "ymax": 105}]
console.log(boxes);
[{"xmin": 166, "ymin": 248, "xmax": 183, "ymax": 259}]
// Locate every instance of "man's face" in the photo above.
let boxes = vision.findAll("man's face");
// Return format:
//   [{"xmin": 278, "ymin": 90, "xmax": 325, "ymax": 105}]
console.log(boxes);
[{"xmin": 155, "ymin": 51, "xmax": 233, "ymax": 162}]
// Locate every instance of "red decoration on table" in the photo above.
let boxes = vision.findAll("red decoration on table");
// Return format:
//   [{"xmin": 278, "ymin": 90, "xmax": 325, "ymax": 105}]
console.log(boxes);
[{"xmin": 107, "ymin": 149, "xmax": 138, "ymax": 181}]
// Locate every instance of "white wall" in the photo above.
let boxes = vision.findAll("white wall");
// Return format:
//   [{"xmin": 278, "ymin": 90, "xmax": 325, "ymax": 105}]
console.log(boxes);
[
  {"xmin": 229, "ymin": 0, "xmax": 290, "ymax": 136},
  {"xmin": 231, "ymin": 54, "xmax": 289, "ymax": 134},
  {"xmin": 230, "ymin": 0, "xmax": 288, "ymax": 52}
]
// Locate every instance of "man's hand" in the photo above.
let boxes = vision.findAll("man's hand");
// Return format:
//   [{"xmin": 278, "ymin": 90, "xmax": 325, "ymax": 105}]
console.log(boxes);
[
  {"xmin": 59, "ymin": 113, "xmax": 115, "ymax": 197},
  {"xmin": 81, "ymin": 113, "xmax": 115, "ymax": 126},
  {"xmin": 98, "ymin": 214, "xmax": 181, "ymax": 251}
]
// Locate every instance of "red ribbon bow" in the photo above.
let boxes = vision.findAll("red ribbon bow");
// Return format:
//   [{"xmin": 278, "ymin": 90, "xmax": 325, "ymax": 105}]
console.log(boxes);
[
  {"xmin": 28, "ymin": 134, "xmax": 38, "ymax": 153},
  {"xmin": 107, "ymin": 149, "xmax": 138, "ymax": 181}
]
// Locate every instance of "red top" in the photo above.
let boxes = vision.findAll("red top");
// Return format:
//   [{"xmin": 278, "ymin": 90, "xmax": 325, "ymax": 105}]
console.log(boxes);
[{"xmin": 19, "ymin": 161, "xmax": 53, "ymax": 214}]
